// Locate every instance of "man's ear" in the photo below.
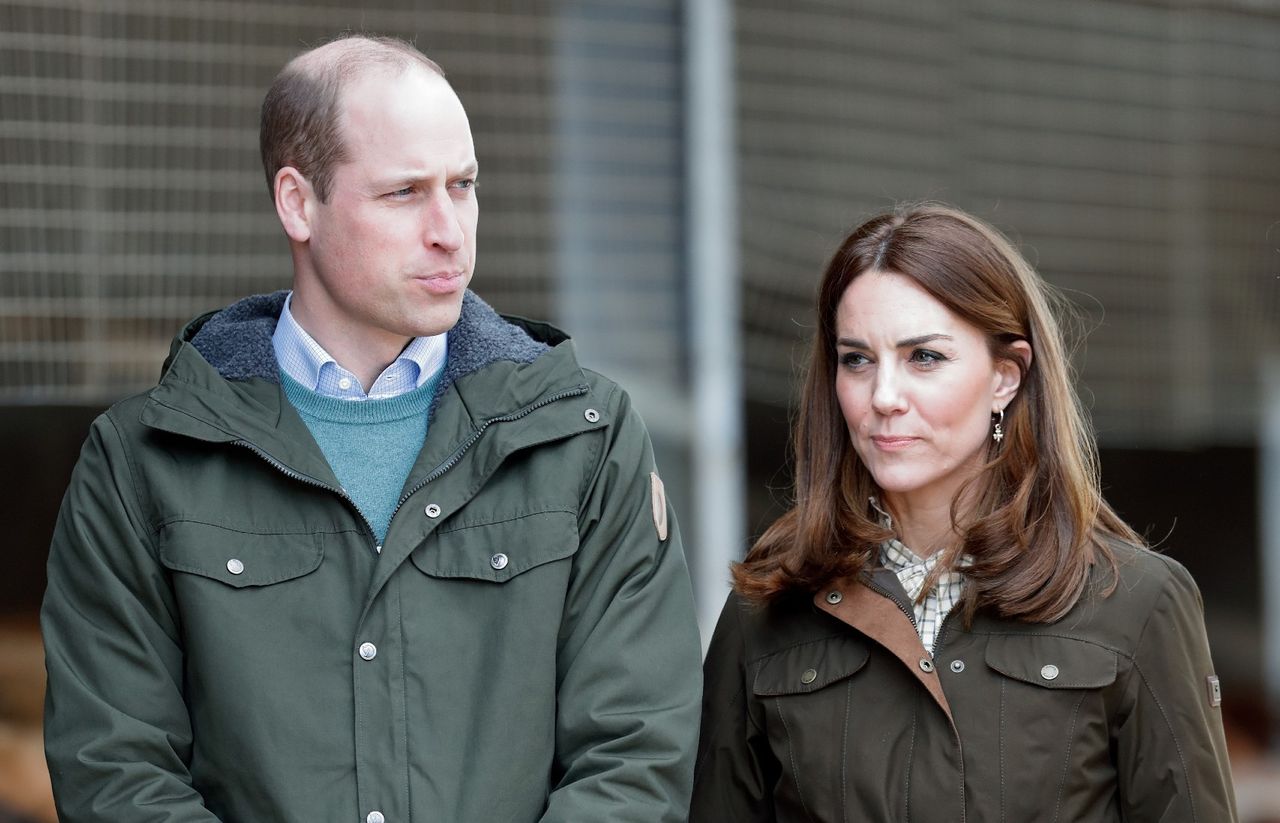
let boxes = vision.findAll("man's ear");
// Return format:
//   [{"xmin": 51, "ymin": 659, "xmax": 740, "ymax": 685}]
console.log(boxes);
[
  {"xmin": 993, "ymin": 339, "xmax": 1033, "ymax": 408},
  {"xmin": 274, "ymin": 167, "xmax": 315, "ymax": 243}
]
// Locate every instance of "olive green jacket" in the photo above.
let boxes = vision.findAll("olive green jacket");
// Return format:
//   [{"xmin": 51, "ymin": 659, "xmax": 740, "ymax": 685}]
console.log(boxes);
[
  {"xmin": 43, "ymin": 291, "xmax": 702, "ymax": 822},
  {"xmin": 692, "ymin": 544, "xmax": 1237, "ymax": 822}
]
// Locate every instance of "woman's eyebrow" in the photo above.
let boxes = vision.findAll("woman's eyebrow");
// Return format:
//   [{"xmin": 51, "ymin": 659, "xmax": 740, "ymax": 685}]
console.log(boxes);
[{"xmin": 836, "ymin": 333, "xmax": 954, "ymax": 348}]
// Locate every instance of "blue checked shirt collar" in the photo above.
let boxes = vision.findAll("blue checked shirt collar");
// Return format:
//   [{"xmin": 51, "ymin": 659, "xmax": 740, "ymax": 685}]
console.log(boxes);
[{"xmin": 272, "ymin": 292, "xmax": 447, "ymax": 401}]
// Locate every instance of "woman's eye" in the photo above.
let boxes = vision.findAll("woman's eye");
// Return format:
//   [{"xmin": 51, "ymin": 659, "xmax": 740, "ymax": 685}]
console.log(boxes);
[
  {"xmin": 910, "ymin": 349, "xmax": 946, "ymax": 365},
  {"xmin": 840, "ymin": 352, "xmax": 870, "ymax": 368}
]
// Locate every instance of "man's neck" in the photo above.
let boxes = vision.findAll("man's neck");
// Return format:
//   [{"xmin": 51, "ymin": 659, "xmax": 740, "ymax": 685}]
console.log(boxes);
[{"xmin": 289, "ymin": 295, "xmax": 411, "ymax": 392}]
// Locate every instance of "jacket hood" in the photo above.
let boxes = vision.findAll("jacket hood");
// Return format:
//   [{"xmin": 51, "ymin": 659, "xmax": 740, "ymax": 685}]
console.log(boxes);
[{"xmin": 181, "ymin": 289, "xmax": 553, "ymax": 407}]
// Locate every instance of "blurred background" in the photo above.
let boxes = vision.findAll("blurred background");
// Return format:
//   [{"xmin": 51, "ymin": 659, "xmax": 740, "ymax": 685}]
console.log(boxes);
[{"xmin": 1, "ymin": 0, "xmax": 1278, "ymax": 820}]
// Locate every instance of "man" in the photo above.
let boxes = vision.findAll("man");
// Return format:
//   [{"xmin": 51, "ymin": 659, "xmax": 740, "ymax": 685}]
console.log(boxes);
[{"xmin": 42, "ymin": 35, "xmax": 702, "ymax": 822}]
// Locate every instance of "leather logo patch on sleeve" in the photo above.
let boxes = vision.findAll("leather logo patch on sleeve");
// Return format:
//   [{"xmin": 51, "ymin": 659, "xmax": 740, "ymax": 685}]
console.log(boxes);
[
  {"xmin": 1206, "ymin": 675, "xmax": 1222, "ymax": 708},
  {"xmin": 650, "ymin": 472, "xmax": 668, "ymax": 542}
]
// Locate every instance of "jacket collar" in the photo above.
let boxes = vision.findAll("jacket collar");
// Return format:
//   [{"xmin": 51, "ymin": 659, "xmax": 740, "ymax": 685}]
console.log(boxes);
[{"xmin": 141, "ymin": 290, "xmax": 581, "ymax": 463}]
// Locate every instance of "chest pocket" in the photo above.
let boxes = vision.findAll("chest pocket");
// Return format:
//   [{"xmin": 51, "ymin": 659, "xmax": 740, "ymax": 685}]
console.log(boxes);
[
  {"xmin": 750, "ymin": 636, "xmax": 870, "ymax": 821},
  {"xmin": 410, "ymin": 508, "xmax": 578, "ymax": 583},
  {"xmin": 984, "ymin": 634, "xmax": 1118, "ymax": 689},
  {"xmin": 157, "ymin": 520, "xmax": 323, "ymax": 588},
  {"xmin": 753, "ymin": 635, "xmax": 870, "ymax": 697},
  {"xmin": 983, "ymin": 633, "xmax": 1120, "ymax": 819}
]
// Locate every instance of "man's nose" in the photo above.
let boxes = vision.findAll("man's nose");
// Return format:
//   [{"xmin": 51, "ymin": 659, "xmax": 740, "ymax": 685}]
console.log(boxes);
[{"xmin": 423, "ymin": 191, "xmax": 465, "ymax": 251}]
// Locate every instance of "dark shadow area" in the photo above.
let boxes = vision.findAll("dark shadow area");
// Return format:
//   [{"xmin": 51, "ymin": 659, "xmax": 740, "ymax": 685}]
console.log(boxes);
[{"xmin": 2, "ymin": 405, "xmax": 104, "ymax": 618}]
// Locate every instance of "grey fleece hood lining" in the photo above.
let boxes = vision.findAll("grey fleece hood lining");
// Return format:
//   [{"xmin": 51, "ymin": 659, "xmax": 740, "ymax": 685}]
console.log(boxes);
[{"xmin": 189, "ymin": 290, "xmax": 552, "ymax": 417}]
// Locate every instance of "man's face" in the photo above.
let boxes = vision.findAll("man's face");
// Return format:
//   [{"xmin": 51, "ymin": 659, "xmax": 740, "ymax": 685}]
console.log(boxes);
[{"xmin": 295, "ymin": 66, "xmax": 478, "ymax": 349}]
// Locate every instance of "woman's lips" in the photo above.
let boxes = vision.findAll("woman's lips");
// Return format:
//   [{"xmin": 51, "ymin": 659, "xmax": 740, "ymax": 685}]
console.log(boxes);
[{"xmin": 871, "ymin": 435, "xmax": 920, "ymax": 451}]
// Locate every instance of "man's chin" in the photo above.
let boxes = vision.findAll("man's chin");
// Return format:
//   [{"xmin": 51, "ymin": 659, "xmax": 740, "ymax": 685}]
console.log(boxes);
[{"xmin": 409, "ymin": 299, "xmax": 465, "ymax": 338}]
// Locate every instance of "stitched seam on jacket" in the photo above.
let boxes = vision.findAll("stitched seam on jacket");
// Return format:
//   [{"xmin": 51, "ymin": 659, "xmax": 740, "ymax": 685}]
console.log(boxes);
[
  {"xmin": 103, "ymin": 414, "xmax": 161, "ymax": 560},
  {"xmin": 1050, "ymin": 691, "xmax": 1088, "ymax": 823},
  {"xmin": 999, "ymin": 678, "xmax": 1006, "ymax": 823},
  {"xmin": 435, "ymin": 507, "xmax": 577, "ymax": 534},
  {"xmin": 1128, "ymin": 562, "xmax": 1199, "ymax": 822},
  {"xmin": 774, "ymin": 697, "xmax": 817, "ymax": 823},
  {"xmin": 1132, "ymin": 659, "xmax": 1198, "ymax": 822},
  {"xmin": 841, "ymin": 679, "xmax": 852, "ymax": 823},
  {"xmin": 904, "ymin": 709, "xmax": 918, "ymax": 823},
  {"xmin": 746, "ymin": 632, "xmax": 850, "ymax": 666},
  {"xmin": 155, "ymin": 517, "xmax": 358, "ymax": 537},
  {"xmin": 969, "ymin": 629, "xmax": 1128, "ymax": 656},
  {"xmin": 576, "ymin": 382, "xmax": 613, "ymax": 504}
]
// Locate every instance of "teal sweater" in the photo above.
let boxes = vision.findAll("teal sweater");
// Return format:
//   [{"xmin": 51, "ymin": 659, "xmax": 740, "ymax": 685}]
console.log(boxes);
[{"xmin": 280, "ymin": 370, "xmax": 438, "ymax": 544}]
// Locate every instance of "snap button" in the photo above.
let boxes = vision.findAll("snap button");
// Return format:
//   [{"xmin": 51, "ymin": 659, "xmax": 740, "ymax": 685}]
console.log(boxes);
[
  {"xmin": 584, "ymin": 408, "xmax": 600, "ymax": 423},
  {"xmin": 1040, "ymin": 664, "xmax": 1059, "ymax": 681},
  {"xmin": 424, "ymin": 503, "xmax": 442, "ymax": 518},
  {"xmin": 490, "ymin": 553, "xmax": 509, "ymax": 571},
  {"xmin": 800, "ymin": 668, "xmax": 817, "ymax": 685},
  {"xmin": 366, "ymin": 812, "xmax": 385, "ymax": 823},
  {"xmin": 226, "ymin": 558, "xmax": 244, "ymax": 575},
  {"xmin": 825, "ymin": 590, "xmax": 842, "ymax": 605},
  {"xmin": 918, "ymin": 658, "xmax": 935, "ymax": 673},
  {"xmin": 950, "ymin": 659, "xmax": 965, "ymax": 673},
  {"xmin": 358, "ymin": 642, "xmax": 377, "ymax": 661}
]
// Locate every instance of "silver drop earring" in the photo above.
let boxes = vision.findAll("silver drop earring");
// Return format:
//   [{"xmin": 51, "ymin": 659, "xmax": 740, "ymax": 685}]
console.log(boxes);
[{"xmin": 992, "ymin": 409, "xmax": 1005, "ymax": 443}]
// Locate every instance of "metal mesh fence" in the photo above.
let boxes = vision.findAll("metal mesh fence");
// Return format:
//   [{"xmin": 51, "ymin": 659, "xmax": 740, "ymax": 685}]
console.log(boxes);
[
  {"xmin": 737, "ymin": 0, "xmax": 1280, "ymax": 445},
  {"xmin": 1, "ymin": 0, "xmax": 1277, "ymax": 446},
  {"xmin": 0, "ymin": 0, "xmax": 567, "ymax": 401}
]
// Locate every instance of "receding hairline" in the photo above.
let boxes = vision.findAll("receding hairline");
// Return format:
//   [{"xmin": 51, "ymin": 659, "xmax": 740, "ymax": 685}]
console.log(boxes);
[{"xmin": 283, "ymin": 34, "xmax": 447, "ymax": 90}]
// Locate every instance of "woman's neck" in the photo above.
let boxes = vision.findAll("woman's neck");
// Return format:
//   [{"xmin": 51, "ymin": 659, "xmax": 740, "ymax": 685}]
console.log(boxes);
[{"xmin": 881, "ymin": 488, "xmax": 970, "ymax": 558}]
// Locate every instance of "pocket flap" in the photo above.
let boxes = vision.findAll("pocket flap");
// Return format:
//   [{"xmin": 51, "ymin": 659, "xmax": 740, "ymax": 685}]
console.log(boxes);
[
  {"xmin": 985, "ymin": 634, "xmax": 1118, "ymax": 689},
  {"xmin": 157, "ymin": 520, "xmax": 323, "ymax": 589},
  {"xmin": 753, "ymin": 636, "xmax": 870, "ymax": 696},
  {"xmin": 410, "ymin": 509, "xmax": 577, "ymax": 583}
]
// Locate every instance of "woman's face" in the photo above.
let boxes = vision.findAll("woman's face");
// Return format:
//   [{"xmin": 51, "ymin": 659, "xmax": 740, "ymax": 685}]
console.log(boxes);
[{"xmin": 834, "ymin": 271, "xmax": 1024, "ymax": 511}]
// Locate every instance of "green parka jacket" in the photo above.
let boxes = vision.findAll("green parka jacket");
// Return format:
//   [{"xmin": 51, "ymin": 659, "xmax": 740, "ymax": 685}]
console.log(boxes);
[
  {"xmin": 42, "ymin": 291, "xmax": 702, "ymax": 823},
  {"xmin": 692, "ymin": 544, "xmax": 1237, "ymax": 822}
]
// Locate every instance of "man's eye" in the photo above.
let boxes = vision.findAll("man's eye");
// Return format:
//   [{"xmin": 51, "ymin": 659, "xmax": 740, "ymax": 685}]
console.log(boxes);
[
  {"xmin": 451, "ymin": 178, "xmax": 477, "ymax": 191},
  {"xmin": 387, "ymin": 187, "xmax": 414, "ymax": 198}
]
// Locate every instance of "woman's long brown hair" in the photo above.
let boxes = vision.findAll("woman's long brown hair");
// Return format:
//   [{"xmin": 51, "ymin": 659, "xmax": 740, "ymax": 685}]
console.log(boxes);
[{"xmin": 734, "ymin": 205, "xmax": 1143, "ymax": 623}]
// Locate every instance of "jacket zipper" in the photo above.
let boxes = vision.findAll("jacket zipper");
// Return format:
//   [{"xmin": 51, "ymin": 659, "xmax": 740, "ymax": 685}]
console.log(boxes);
[
  {"xmin": 385, "ymin": 384, "xmax": 591, "ymax": 524},
  {"xmin": 230, "ymin": 384, "xmax": 590, "ymax": 553},
  {"xmin": 230, "ymin": 439, "xmax": 381, "ymax": 550},
  {"xmin": 862, "ymin": 572, "xmax": 967, "ymax": 821},
  {"xmin": 864, "ymin": 575, "xmax": 920, "ymax": 632}
]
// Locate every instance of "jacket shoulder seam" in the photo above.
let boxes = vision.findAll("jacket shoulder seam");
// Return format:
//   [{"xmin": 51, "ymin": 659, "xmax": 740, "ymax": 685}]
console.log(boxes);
[
  {"xmin": 101, "ymin": 411, "xmax": 160, "ymax": 555},
  {"xmin": 1130, "ymin": 656, "xmax": 1199, "ymax": 821}
]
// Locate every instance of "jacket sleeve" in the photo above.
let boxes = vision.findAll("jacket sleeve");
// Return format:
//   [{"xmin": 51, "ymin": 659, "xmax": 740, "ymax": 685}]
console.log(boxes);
[
  {"xmin": 690, "ymin": 593, "xmax": 778, "ymax": 823},
  {"xmin": 1114, "ymin": 554, "xmax": 1238, "ymax": 823},
  {"xmin": 540, "ymin": 388, "xmax": 703, "ymax": 823},
  {"xmin": 42, "ymin": 413, "xmax": 222, "ymax": 822}
]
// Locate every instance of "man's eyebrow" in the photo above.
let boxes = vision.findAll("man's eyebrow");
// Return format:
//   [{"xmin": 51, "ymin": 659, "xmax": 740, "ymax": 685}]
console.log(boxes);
[
  {"xmin": 836, "ymin": 333, "xmax": 954, "ymax": 348},
  {"xmin": 376, "ymin": 161, "xmax": 479, "ymax": 186}
]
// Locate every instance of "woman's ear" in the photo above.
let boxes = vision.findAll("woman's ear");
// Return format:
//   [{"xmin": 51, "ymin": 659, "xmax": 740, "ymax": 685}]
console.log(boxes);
[
  {"xmin": 273, "ymin": 166, "xmax": 314, "ymax": 244},
  {"xmin": 993, "ymin": 339, "xmax": 1033, "ymax": 408}
]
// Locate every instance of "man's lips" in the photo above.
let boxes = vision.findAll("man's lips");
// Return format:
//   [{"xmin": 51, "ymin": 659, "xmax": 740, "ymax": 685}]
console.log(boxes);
[{"xmin": 412, "ymin": 271, "xmax": 466, "ymax": 294}]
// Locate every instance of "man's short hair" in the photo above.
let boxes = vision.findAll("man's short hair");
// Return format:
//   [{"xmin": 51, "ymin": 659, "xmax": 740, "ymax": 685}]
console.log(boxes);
[{"xmin": 260, "ymin": 34, "xmax": 446, "ymax": 203}]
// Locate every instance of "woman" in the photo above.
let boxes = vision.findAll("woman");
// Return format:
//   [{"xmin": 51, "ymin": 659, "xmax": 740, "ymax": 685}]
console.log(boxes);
[{"xmin": 691, "ymin": 205, "xmax": 1237, "ymax": 822}]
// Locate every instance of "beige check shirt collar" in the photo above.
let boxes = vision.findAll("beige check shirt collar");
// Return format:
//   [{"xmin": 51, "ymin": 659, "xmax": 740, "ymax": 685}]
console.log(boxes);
[{"xmin": 870, "ymin": 497, "xmax": 967, "ymax": 654}]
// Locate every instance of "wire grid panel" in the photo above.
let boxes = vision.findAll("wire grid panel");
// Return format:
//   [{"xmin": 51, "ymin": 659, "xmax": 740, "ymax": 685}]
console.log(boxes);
[
  {"xmin": 0, "ymin": 0, "xmax": 564, "ymax": 402},
  {"xmin": 736, "ymin": 0, "xmax": 1280, "ymax": 446}
]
